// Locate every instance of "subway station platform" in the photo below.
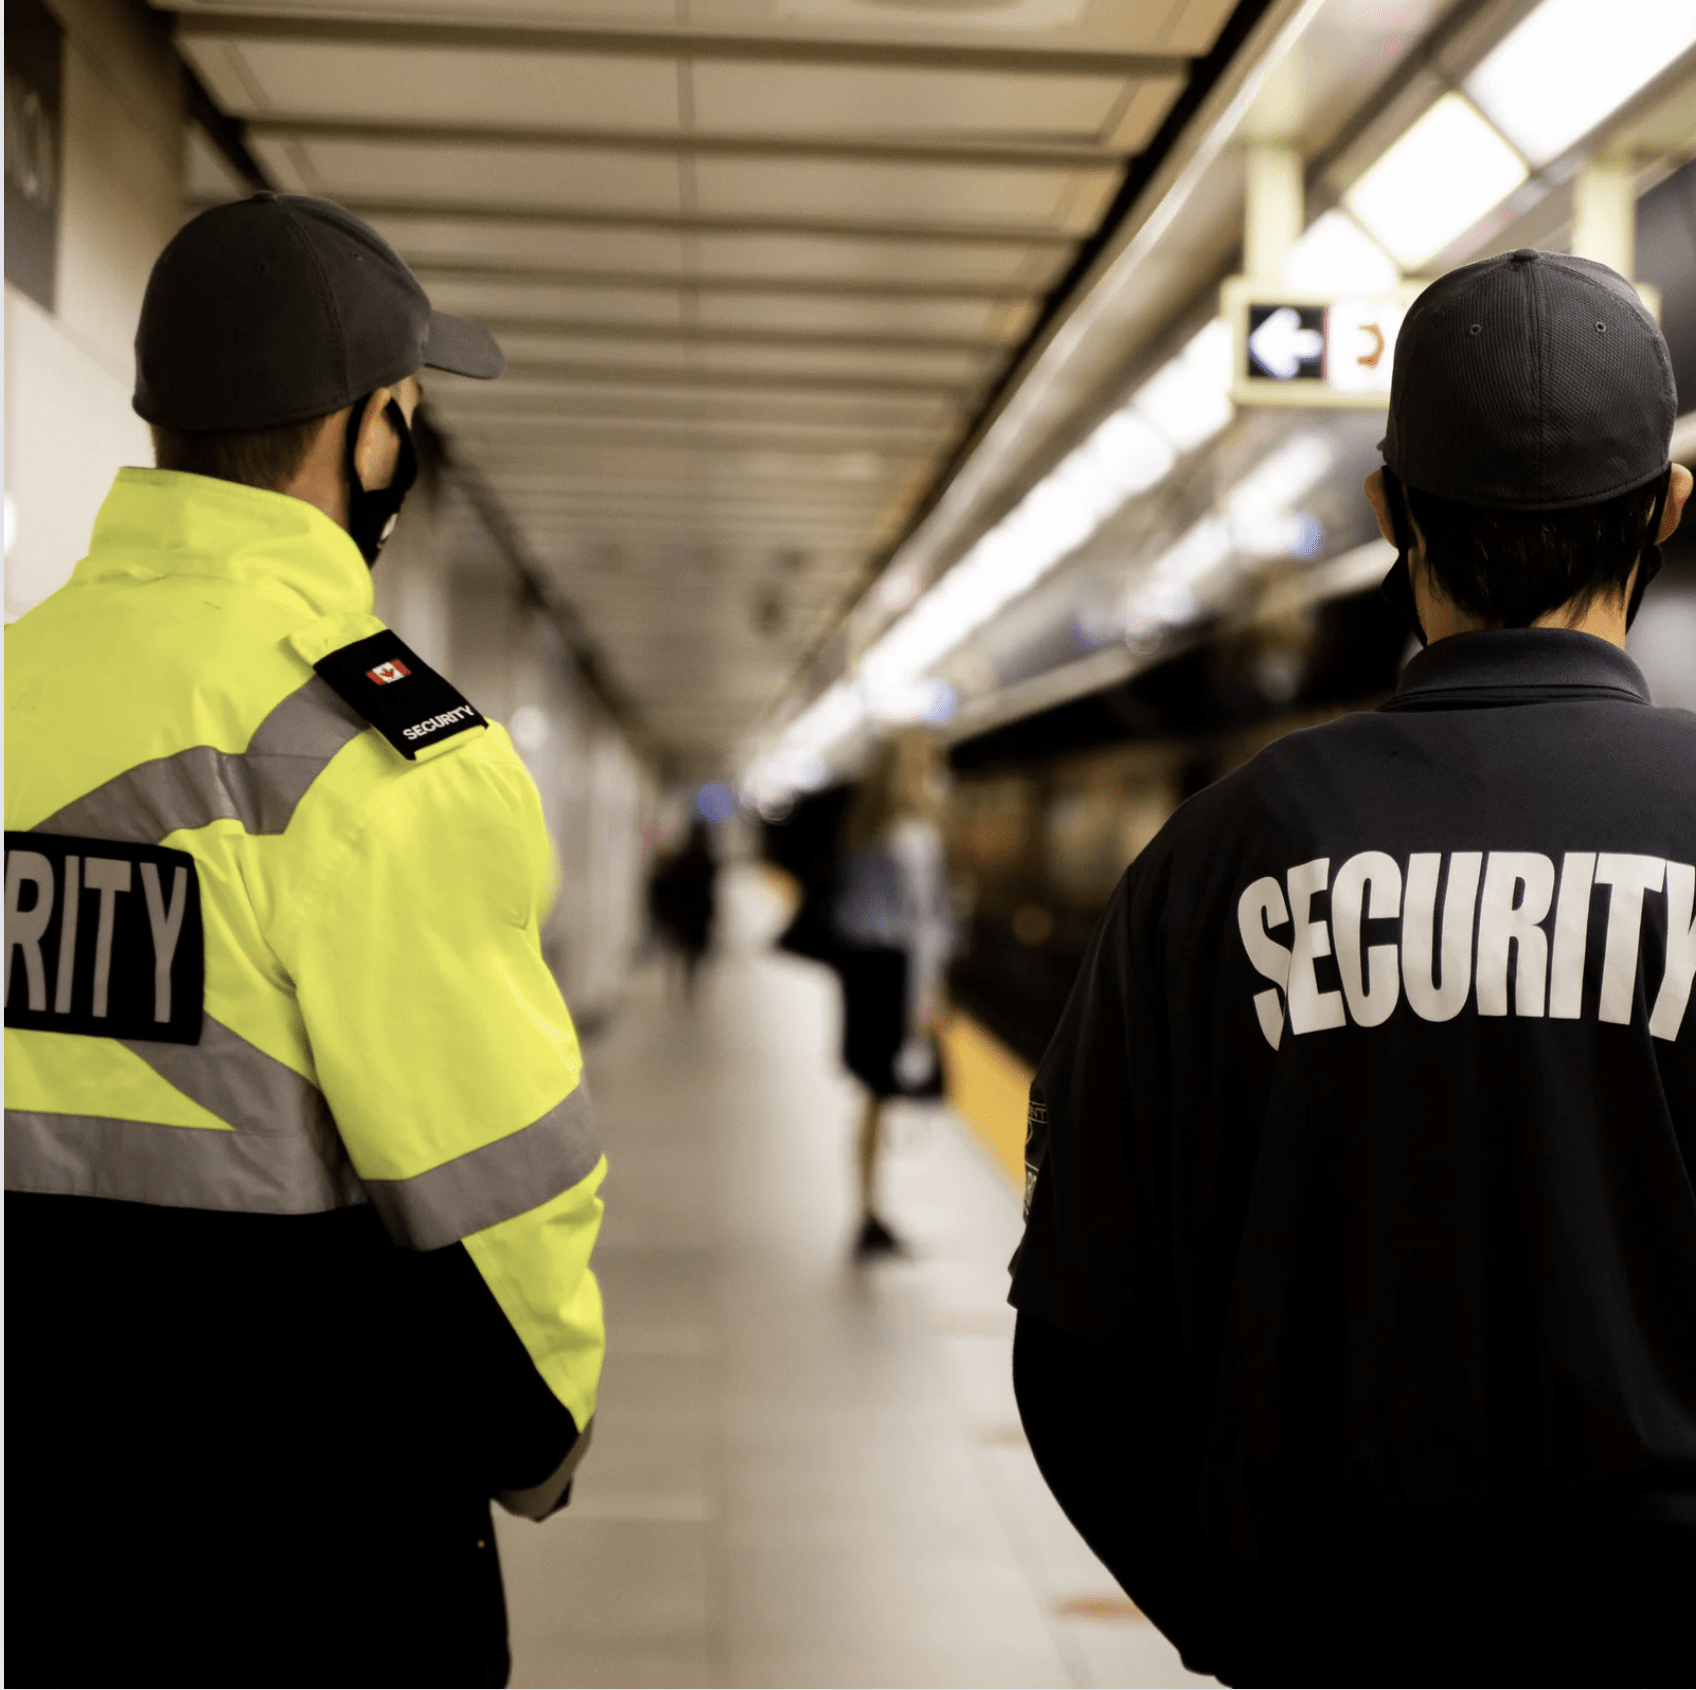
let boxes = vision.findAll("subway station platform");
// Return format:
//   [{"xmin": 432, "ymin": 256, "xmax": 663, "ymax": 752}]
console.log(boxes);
[{"xmin": 493, "ymin": 863, "xmax": 1212, "ymax": 1690}]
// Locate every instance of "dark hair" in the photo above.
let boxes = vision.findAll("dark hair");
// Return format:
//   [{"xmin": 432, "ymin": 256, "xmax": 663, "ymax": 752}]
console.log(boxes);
[
  {"xmin": 1383, "ymin": 466, "xmax": 1668, "ymax": 626},
  {"xmin": 150, "ymin": 413, "xmax": 333, "ymax": 493}
]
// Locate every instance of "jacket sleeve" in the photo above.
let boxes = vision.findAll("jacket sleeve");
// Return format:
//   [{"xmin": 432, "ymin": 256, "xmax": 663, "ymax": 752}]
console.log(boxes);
[
  {"xmin": 279, "ymin": 728, "xmax": 607, "ymax": 1467},
  {"xmin": 1010, "ymin": 861, "xmax": 1169, "ymax": 1339}
]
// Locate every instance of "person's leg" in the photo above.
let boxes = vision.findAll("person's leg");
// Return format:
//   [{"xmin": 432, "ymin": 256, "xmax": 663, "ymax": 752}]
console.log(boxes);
[
  {"xmin": 856, "ymin": 1093, "xmax": 882, "ymax": 1218},
  {"xmin": 854, "ymin": 1095, "xmax": 901, "ymax": 1253}
]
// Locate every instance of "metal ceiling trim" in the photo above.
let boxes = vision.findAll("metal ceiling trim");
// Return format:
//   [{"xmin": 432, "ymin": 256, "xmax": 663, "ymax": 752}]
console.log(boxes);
[
  {"xmin": 175, "ymin": 14, "xmax": 1189, "ymax": 78},
  {"xmin": 498, "ymin": 362, "xmax": 980, "ymax": 398},
  {"xmin": 243, "ymin": 116, "xmax": 1126, "ymax": 173},
  {"xmin": 317, "ymin": 198, "xmax": 1080, "ymax": 249},
  {"xmin": 405, "ymin": 261, "xmax": 1034, "ymax": 301},
  {"xmin": 473, "ymin": 320, "xmax": 1008, "ymax": 356}
]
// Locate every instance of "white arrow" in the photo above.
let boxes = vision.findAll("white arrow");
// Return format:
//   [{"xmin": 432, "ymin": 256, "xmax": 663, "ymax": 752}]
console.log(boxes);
[{"xmin": 1248, "ymin": 307, "xmax": 1325, "ymax": 380}]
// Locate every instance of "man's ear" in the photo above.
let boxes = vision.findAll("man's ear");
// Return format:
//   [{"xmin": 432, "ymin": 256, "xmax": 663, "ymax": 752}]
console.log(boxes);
[
  {"xmin": 351, "ymin": 386, "xmax": 399, "ymax": 491},
  {"xmin": 1364, "ymin": 469, "xmax": 1398, "ymax": 548},
  {"xmin": 1658, "ymin": 462, "xmax": 1693, "ymax": 542}
]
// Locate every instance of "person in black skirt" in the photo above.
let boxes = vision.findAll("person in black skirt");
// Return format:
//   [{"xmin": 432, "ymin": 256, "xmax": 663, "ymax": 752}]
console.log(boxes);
[{"xmin": 833, "ymin": 730, "xmax": 954, "ymax": 1255}]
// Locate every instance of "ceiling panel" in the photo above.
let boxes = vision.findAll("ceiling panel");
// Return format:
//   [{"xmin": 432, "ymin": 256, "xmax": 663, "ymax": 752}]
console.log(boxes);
[
  {"xmin": 692, "ymin": 153, "xmax": 1120, "ymax": 228},
  {"xmin": 420, "ymin": 277, "xmax": 689, "ymax": 324},
  {"xmin": 686, "ymin": 229, "xmax": 1066, "ymax": 286},
  {"xmin": 683, "ymin": 0, "xmax": 1188, "ymax": 48},
  {"xmin": 165, "ymin": 0, "xmax": 1247, "ymax": 761},
  {"xmin": 370, "ymin": 219, "xmax": 690, "ymax": 274},
  {"xmin": 173, "ymin": 0, "xmax": 680, "ymax": 18},
  {"xmin": 270, "ymin": 138, "xmax": 686, "ymax": 210},
  {"xmin": 182, "ymin": 39, "xmax": 682, "ymax": 129},
  {"xmin": 693, "ymin": 291, "xmax": 1035, "ymax": 338},
  {"xmin": 366, "ymin": 217, "xmax": 1062, "ymax": 289},
  {"xmin": 489, "ymin": 332, "xmax": 999, "ymax": 384},
  {"xmin": 688, "ymin": 60, "xmax": 1127, "ymax": 139}
]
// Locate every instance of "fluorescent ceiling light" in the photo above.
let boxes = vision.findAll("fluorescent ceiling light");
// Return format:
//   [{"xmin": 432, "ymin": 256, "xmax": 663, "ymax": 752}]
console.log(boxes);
[
  {"xmin": 1133, "ymin": 318, "xmax": 1236, "ymax": 450},
  {"xmin": 1465, "ymin": 0, "xmax": 1696, "ymax": 168},
  {"xmin": 860, "ymin": 319, "xmax": 1233, "ymax": 698},
  {"xmin": 1283, "ymin": 210, "xmax": 1401, "ymax": 292},
  {"xmin": 1345, "ymin": 92, "xmax": 1528, "ymax": 269},
  {"xmin": 753, "ymin": 320, "xmax": 1241, "ymax": 796},
  {"xmin": 1122, "ymin": 433, "xmax": 1339, "ymax": 632}
]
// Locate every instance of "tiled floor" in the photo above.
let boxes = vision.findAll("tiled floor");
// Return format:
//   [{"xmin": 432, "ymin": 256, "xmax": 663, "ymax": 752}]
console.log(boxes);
[{"xmin": 495, "ymin": 865, "xmax": 1216, "ymax": 1689}]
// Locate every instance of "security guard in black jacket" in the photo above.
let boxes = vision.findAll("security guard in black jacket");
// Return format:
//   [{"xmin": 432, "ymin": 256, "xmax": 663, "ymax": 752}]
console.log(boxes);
[{"xmin": 1011, "ymin": 250, "xmax": 1696, "ymax": 1686}]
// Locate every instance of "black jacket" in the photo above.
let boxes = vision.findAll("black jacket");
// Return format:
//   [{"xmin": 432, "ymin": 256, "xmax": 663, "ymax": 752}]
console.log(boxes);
[{"xmin": 1011, "ymin": 630, "xmax": 1696, "ymax": 1683}]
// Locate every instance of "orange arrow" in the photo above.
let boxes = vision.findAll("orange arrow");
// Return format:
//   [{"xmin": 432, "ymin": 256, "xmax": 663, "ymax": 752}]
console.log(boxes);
[{"xmin": 1358, "ymin": 323, "xmax": 1385, "ymax": 368}]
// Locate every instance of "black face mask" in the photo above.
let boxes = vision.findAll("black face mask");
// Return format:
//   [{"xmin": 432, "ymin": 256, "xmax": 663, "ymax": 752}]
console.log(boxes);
[
  {"xmin": 344, "ymin": 394, "xmax": 418, "ymax": 566},
  {"xmin": 1627, "ymin": 477, "xmax": 1671, "ymax": 630},
  {"xmin": 1379, "ymin": 553, "xmax": 1427, "ymax": 648}
]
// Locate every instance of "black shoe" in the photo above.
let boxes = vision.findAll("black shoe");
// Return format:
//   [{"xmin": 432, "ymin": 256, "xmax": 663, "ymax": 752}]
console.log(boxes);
[{"xmin": 854, "ymin": 1214, "xmax": 903, "ymax": 1257}]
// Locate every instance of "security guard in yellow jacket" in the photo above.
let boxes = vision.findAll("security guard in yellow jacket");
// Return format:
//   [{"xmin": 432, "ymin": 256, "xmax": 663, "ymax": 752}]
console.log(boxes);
[{"xmin": 5, "ymin": 194, "xmax": 605, "ymax": 1689}]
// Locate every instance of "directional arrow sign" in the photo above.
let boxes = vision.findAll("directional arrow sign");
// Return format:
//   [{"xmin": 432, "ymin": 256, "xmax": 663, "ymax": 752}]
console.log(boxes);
[
  {"xmin": 1247, "ymin": 305, "xmax": 1326, "ymax": 379},
  {"xmin": 1225, "ymin": 279, "xmax": 1425, "ymax": 409}
]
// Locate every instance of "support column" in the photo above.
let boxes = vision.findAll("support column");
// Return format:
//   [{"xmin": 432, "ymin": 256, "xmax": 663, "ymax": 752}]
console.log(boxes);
[
  {"xmin": 1572, "ymin": 153, "xmax": 1636, "ymax": 276},
  {"xmin": 1244, "ymin": 143, "xmax": 1304, "ymax": 281}
]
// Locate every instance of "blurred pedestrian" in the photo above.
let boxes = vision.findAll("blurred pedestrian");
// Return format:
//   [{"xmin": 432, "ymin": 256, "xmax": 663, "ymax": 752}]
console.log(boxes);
[
  {"xmin": 649, "ymin": 817, "xmax": 719, "ymax": 999},
  {"xmin": 834, "ymin": 730, "xmax": 954, "ymax": 1255},
  {"xmin": 1012, "ymin": 251, "xmax": 1696, "ymax": 1684}
]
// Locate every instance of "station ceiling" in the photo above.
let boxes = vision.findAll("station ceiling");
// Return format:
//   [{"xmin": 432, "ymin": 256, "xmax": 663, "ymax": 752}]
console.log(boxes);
[{"xmin": 168, "ymin": 0, "xmax": 1245, "ymax": 767}]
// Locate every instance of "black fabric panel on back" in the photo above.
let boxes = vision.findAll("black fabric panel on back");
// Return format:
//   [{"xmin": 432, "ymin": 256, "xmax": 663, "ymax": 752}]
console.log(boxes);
[
  {"xmin": 4, "ymin": 1193, "xmax": 576, "ymax": 1688},
  {"xmin": 4, "ymin": 833, "xmax": 203, "ymax": 1043},
  {"xmin": 313, "ymin": 629, "xmax": 486, "ymax": 760}
]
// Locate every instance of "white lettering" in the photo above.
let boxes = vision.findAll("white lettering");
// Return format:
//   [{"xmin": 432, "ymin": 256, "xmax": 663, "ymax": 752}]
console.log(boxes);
[
  {"xmin": 84, "ymin": 858, "xmax": 132, "ymax": 1019},
  {"xmin": 1286, "ymin": 858, "xmax": 1346, "ymax": 1035},
  {"xmin": 1331, "ymin": 851, "xmax": 1402, "ymax": 1028},
  {"xmin": 1237, "ymin": 876, "xmax": 1292, "ymax": 1050},
  {"xmin": 1594, "ymin": 854, "xmax": 1665, "ymax": 1025},
  {"xmin": 4, "ymin": 850, "xmax": 54, "ymax": 1011},
  {"xmin": 403, "ymin": 705, "xmax": 476, "ymax": 742},
  {"xmin": 54, "ymin": 854, "xmax": 80, "ymax": 1014},
  {"xmin": 1549, "ymin": 851, "xmax": 1595, "ymax": 1019},
  {"xmin": 1402, "ymin": 852, "xmax": 1481, "ymax": 1022},
  {"xmin": 1476, "ymin": 852, "xmax": 1555, "ymax": 1017},
  {"xmin": 1649, "ymin": 861, "xmax": 1696, "ymax": 1042},
  {"xmin": 139, "ymin": 862, "xmax": 189, "ymax": 1024}
]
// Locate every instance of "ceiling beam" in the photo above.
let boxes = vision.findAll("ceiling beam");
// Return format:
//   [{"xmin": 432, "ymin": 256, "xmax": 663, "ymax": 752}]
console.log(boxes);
[
  {"xmin": 176, "ymin": 14, "xmax": 1188, "ymax": 78},
  {"xmin": 246, "ymin": 115, "xmax": 1124, "ymax": 172},
  {"xmin": 324, "ymin": 197, "xmax": 1078, "ymax": 250},
  {"xmin": 409, "ymin": 260, "xmax": 1032, "ymax": 300},
  {"xmin": 473, "ymin": 318, "xmax": 1010, "ymax": 356},
  {"xmin": 501, "ymin": 360, "xmax": 978, "ymax": 397}
]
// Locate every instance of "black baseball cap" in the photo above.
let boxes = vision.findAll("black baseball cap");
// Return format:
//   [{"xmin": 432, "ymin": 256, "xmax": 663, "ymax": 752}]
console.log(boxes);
[
  {"xmin": 133, "ymin": 192, "xmax": 503, "ymax": 432},
  {"xmin": 1381, "ymin": 249, "xmax": 1675, "ymax": 510}
]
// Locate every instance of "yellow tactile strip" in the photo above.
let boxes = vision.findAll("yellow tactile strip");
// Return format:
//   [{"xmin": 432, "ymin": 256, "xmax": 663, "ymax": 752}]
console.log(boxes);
[{"xmin": 938, "ymin": 1009, "xmax": 1034, "ymax": 1192}]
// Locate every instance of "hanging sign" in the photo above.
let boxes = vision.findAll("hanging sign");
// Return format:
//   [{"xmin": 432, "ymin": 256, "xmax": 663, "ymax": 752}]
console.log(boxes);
[{"xmin": 1221, "ymin": 278, "xmax": 1427, "ymax": 408}]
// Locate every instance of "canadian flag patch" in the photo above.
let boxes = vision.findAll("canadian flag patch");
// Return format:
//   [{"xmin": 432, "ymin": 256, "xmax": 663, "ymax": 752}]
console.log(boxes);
[{"xmin": 366, "ymin": 660, "xmax": 411, "ymax": 686}]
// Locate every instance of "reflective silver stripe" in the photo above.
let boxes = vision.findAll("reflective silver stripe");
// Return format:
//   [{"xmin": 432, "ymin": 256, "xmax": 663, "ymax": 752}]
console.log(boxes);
[
  {"xmin": 364, "ymin": 1083, "xmax": 602, "ymax": 1251},
  {"xmin": 123, "ymin": 1010, "xmax": 343, "ymax": 1148},
  {"xmin": 3, "ymin": 1014, "xmax": 363, "ymax": 1212},
  {"xmin": 35, "ymin": 676, "xmax": 366, "ymax": 843},
  {"xmin": 4, "ymin": 1109, "xmax": 367, "ymax": 1215}
]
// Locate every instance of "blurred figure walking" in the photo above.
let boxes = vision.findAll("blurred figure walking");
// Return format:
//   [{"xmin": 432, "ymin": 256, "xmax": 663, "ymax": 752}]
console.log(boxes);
[
  {"xmin": 834, "ymin": 730, "xmax": 954, "ymax": 1255},
  {"xmin": 649, "ymin": 818, "xmax": 718, "ymax": 1000}
]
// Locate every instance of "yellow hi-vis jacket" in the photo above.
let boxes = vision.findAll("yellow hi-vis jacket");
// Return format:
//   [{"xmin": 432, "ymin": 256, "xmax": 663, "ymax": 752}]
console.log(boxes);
[{"xmin": 4, "ymin": 467, "xmax": 606, "ymax": 1454}]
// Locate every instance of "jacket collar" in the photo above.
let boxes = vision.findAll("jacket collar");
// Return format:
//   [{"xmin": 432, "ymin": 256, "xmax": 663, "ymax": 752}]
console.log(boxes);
[
  {"xmin": 1384, "ymin": 627, "xmax": 1651, "ymax": 712},
  {"xmin": 73, "ymin": 468, "xmax": 373, "ymax": 620}
]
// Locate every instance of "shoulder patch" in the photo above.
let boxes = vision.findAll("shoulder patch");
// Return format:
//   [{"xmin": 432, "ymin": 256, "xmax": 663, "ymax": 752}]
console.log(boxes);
[{"xmin": 312, "ymin": 629, "xmax": 487, "ymax": 761}]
